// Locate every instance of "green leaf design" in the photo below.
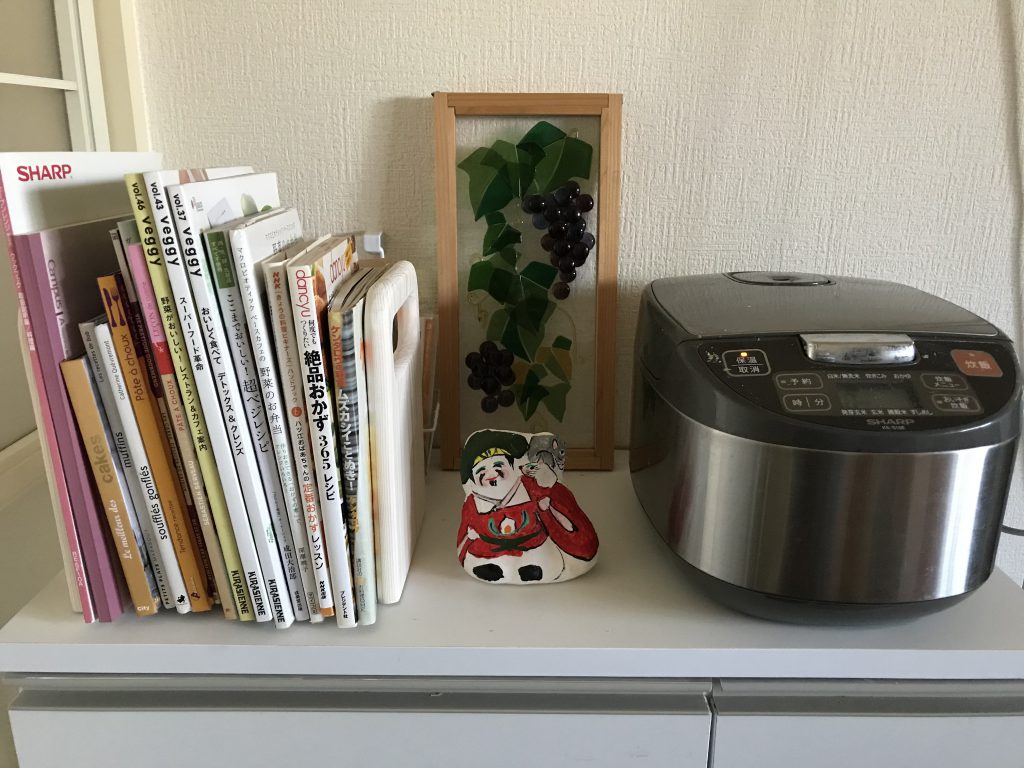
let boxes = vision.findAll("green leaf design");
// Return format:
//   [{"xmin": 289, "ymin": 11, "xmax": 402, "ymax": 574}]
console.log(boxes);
[
  {"xmin": 488, "ymin": 267, "xmax": 521, "ymax": 304},
  {"xmin": 482, "ymin": 218, "xmax": 522, "ymax": 257},
  {"xmin": 543, "ymin": 382, "xmax": 570, "ymax": 421},
  {"xmin": 463, "ymin": 120, "xmax": 585, "ymax": 420},
  {"xmin": 509, "ymin": 291, "xmax": 551, "ymax": 334},
  {"xmin": 478, "ymin": 140, "xmax": 537, "ymax": 199},
  {"xmin": 518, "ymin": 366, "xmax": 550, "ymax": 421},
  {"xmin": 520, "ymin": 323, "xmax": 543, "ymax": 361},
  {"xmin": 457, "ymin": 147, "xmax": 515, "ymax": 220},
  {"xmin": 467, "ymin": 259, "xmax": 493, "ymax": 294},
  {"xmin": 520, "ymin": 261, "xmax": 558, "ymax": 290},
  {"xmin": 468, "ymin": 255, "xmax": 523, "ymax": 306},
  {"xmin": 515, "ymin": 146, "xmax": 537, "ymax": 196},
  {"xmin": 492, "ymin": 247, "xmax": 518, "ymax": 271},
  {"xmin": 486, "ymin": 308, "xmax": 508, "ymax": 341},
  {"xmin": 501, "ymin": 320, "xmax": 529, "ymax": 360},
  {"xmin": 500, "ymin": 315, "xmax": 543, "ymax": 363},
  {"xmin": 517, "ymin": 122, "xmax": 565, "ymax": 187},
  {"xmin": 531, "ymin": 137, "xmax": 593, "ymax": 195},
  {"xmin": 518, "ymin": 121, "xmax": 567, "ymax": 152},
  {"xmin": 537, "ymin": 346, "xmax": 569, "ymax": 382},
  {"xmin": 551, "ymin": 345, "xmax": 572, "ymax": 381},
  {"xmin": 482, "ymin": 140, "xmax": 518, "ymax": 173},
  {"xmin": 507, "ymin": 275, "xmax": 553, "ymax": 334}
]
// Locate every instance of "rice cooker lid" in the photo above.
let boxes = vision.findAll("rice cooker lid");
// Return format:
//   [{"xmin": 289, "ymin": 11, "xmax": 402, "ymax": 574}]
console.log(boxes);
[
  {"xmin": 638, "ymin": 273, "xmax": 1020, "ymax": 453},
  {"xmin": 651, "ymin": 272, "xmax": 1001, "ymax": 339}
]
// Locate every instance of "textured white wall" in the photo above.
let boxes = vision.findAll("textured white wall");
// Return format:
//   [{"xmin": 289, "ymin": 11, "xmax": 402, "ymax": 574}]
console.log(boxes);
[{"xmin": 133, "ymin": 0, "xmax": 1024, "ymax": 581}]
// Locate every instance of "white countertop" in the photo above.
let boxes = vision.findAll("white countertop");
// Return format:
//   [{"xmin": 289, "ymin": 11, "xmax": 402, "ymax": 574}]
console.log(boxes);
[{"xmin": 2, "ymin": 452, "xmax": 1024, "ymax": 680}]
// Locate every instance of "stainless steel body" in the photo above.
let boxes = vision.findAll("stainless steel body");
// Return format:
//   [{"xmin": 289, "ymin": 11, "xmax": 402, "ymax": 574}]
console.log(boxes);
[
  {"xmin": 629, "ymin": 272, "xmax": 1021, "ymax": 617},
  {"xmin": 630, "ymin": 365, "xmax": 1016, "ymax": 603}
]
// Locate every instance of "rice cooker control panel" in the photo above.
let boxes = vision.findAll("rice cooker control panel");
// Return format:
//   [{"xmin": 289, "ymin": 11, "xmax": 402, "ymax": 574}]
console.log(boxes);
[{"xmin": 699, "ymin": 337, "xmax": 1016, "ymax": 432}]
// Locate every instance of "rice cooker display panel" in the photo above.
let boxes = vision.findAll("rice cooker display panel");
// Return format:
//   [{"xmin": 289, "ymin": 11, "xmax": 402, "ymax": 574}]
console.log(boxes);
[{"xmin": 699, "ymin": 337, "xmax": 1016, "ymax": 432}]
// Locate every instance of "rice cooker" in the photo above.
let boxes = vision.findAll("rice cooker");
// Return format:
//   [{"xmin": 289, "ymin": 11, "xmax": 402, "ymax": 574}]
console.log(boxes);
[{"xmin": 630, "ymin": 271, "xmax": 1020, "ymax": 622}]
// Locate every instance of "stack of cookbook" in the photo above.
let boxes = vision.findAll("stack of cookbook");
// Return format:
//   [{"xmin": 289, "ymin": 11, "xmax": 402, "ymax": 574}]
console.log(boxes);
[{"xmin": 0, "ymin": 152, "xmax": 425, "ymax": 627}]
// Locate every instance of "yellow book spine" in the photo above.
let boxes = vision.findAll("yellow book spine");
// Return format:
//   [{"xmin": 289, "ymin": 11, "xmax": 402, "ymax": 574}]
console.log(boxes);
[
  {"xmin": 125, "ymin": 174, "xmax": 254, "ymax": 621},
  {"xmin": 61, "ymin": 357, "xmax": 160, "ymax": 617}
]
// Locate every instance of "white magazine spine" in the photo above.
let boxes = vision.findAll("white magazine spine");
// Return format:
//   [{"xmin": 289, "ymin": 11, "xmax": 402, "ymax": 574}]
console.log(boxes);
[
  {"xmin": 264, "ymin": 260, "xmax": 335, "ymax": 617},
  {"xmin": 351, "ymin": 305, "xmax": 378, "ymax": 624},
  {"xmin": 95, "ymin": 322, "xmax": 189, "ymax": 611},
  {"xmin": 81, "ymin": 319, "xmax": 162, "ymax": 605},
  {"xmin": 168, "ymin": 186, "xmax": 294, "ymax": 628},
  {"xmin": 88, "ymin": 362, "xmax": 162, "ymax": 603},
  {"xmin": 230, "ymin": 225, "xmax": 321, "ymax": 622},
  {"xmin": 289, "ymin": 262, "xmax": 357, "ymax": 628},
  {"xmin": 142, "ymin": 171, "xmax": 271, "ymax": 623},
  {"xmin": 206, "ymin": 229, "xmax": 308, "ymax": 622}
]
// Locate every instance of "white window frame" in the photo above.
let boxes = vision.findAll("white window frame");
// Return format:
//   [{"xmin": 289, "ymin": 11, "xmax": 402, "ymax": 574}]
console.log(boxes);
[{"xmin": 0, "ymin": 0, "xmax": 110, "ymax": 151}]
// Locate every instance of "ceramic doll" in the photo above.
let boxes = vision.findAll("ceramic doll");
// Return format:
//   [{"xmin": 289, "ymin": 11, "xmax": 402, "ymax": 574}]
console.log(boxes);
[{"xmin": 456, "ymin": 429, "xmax": 598, "ymax": 585}]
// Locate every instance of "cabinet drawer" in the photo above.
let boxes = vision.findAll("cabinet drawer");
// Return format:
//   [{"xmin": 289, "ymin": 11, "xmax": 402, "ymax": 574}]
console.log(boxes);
[
  {"xmin": 10, "ymin": 686, "xmax": 712, "ymax": 768},
  {"xmin": 714, "ymin": 713, "xmax": 1024, "ymax": 768},
  {"xmin": 712, "ymin": 680, "xmax": 1024, "ymax": 768}
]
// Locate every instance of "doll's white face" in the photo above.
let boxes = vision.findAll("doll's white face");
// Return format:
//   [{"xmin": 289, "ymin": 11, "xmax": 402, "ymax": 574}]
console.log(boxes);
[{"xmin": 470, "ymin": 454, "xmax": 519, "ymax": 501}]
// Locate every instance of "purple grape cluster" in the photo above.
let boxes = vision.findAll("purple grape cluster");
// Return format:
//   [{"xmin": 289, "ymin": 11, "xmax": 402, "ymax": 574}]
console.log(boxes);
[
  {"xmin": 522, "ymin": 180, "xmax": 595, "ymax": 300},
  {"xmin": 466, "ymin": 341, "xmax": 517, "ymax": 412}
]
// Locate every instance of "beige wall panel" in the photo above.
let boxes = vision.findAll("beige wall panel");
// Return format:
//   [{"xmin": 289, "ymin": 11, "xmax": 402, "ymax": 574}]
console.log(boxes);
[{"xmin": 0, "ymin": 0, "xmax": 62, "ymax": 79}]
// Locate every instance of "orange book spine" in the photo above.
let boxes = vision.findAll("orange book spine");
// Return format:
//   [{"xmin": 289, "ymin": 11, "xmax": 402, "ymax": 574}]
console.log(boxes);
[
  {"xmin": 61, "ymin": 357, "xmax": 160, "ymax": 616},
  {"xmin": 97, "ymin": 273, "xmax": 213, "ymax": 611}
]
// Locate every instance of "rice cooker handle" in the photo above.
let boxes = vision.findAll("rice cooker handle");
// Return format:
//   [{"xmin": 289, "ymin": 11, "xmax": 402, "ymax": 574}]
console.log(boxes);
[{"xmin": 800, "ymin": 333, "xmax": 917, "ymax": 365}]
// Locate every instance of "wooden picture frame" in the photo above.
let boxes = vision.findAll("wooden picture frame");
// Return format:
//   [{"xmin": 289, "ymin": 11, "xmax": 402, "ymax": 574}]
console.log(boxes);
[{"xmin": 433, "ymin": 92, "xmax": 622, "ymax": 471}]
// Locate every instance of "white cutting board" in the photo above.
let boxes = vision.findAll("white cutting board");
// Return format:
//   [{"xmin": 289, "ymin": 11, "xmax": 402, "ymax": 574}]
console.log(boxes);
[{"xmin": 365, "ymin": 261, "xmax": 425, "ymax": 604}]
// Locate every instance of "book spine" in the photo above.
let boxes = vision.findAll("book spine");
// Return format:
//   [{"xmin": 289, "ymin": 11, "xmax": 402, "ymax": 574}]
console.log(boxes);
[
  {"xmin": 1, "ymin": 173, "xmax": 91, "ymax": 618},
  {"xmin": 230, "ymin": 228, "xmax": 322, "ymax": 623},
  {"xmin": 95, "ymin": 322, "xmax": 190, "ymax": 609},
  {"xmin": 22, "ymin": 233, "xmax": 121, "ymax": 621},
  {"xmin": 333, "ymin": 303, "xmax": 378, "ymax": 625},
  {"xmin": 264, "ymin": 261, "xmax": 335, "ymax": 617},
  {"xmin": 81, "ymin": 318, "xmax": 168, "ymax": 608},
  {"xmin": 98, "ymin": 273, "xmax": 212, "ymax": 613},
  {"xmin": 124, "ymin": 238, "xmax": 239, "ymax": 620},
  {"xmin": 206, "ymin": 230, "xmax": 308, "ymax": 622},
  {"xmin": 289, "ymin": 263, "xmax": 357, "ymax": 628},
  {"xmin": 130, "ymin": 172, "xmax": 256, "ymax": 621},
  {"xmin": 61, "ymin": 358, "xmax": 160, "ymax": 616},
  {"xmin": 113, "ymin": 232, "xmax": 215, "ymax": 602},
  {"xmin": 16, "ymin": 321, "xmax": 90, "ymax": 615},
  {"xmin": 169, "ymin": 189, "xmax": 293, "ymax": 628}
]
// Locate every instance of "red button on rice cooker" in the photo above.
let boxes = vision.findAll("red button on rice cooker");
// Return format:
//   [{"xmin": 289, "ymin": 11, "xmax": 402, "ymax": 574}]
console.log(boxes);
[{"xmin": 951, "ymin": 349, "xmax": 1003, "ymax": 377}]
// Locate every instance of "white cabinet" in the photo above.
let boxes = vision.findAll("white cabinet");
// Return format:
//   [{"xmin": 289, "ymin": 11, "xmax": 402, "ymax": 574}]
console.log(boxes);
[
  {"xmin": 4, "ymin": 461, "xmax": 1024, "ymax": 766},
  {"xmin": 9, "ymin": 681, "xmax": 714, "ymax": 768},
  {"xmin": 11, "ymin": 677, "xmax": 1024, "ymax": 767},
  {"xmin": 714, "ymin": 714, "xmax": 1024, "ymax": 768},
  {"xmin": 712, "ymin": 680, "xmax": 1024, "ymax": 768}
]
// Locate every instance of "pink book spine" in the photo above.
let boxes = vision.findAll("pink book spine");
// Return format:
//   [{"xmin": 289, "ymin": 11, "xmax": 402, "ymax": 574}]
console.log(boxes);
[
  {"xmin": 0, "ymin": 176, "xmax": 94, "ymax": 622},
  {"xmin": 124, "ymin": 243, "xmax": 172, "ymax": 373},
  {"xmin": 20, "ymin": 232, "xmax": 123, "ymax": 622}
]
